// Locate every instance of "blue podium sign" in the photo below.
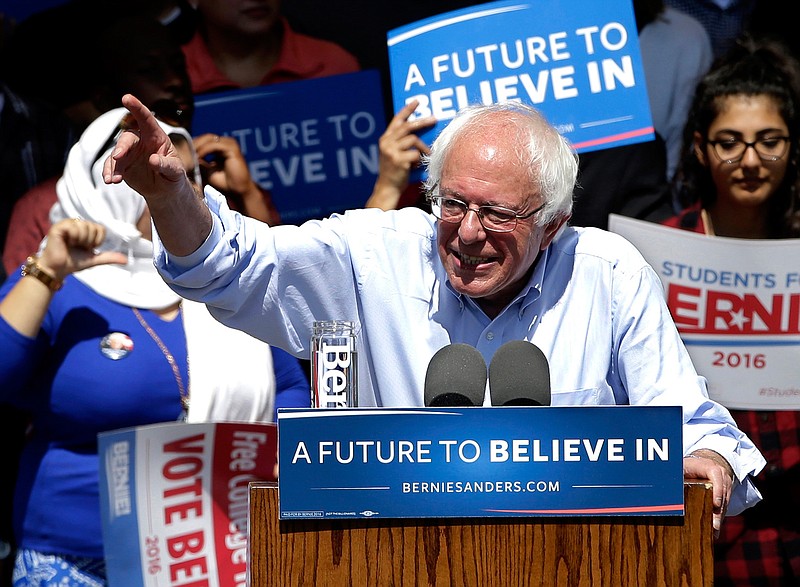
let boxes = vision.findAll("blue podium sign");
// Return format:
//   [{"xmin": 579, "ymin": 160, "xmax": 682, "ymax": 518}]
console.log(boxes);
[
  {"xmin": 192, "ymin": 70, "xmax": 386, "ymax": 225},
  {"xmin": 277, "ymin": 406, "xmax": 683, "ymax": 520},
  {"xmin": 387, "ymin": 0, "xmax": 654, "ymax": 154}
]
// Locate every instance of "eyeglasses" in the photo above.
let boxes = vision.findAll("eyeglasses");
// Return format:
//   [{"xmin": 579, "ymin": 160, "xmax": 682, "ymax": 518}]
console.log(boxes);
[
  {"xmin": 706, "ymin": 136, "xmax": 790, "ymax": 164},
  {"xmin": 427, "ymin": 189, "xmax": 544, "ymax": 233}
]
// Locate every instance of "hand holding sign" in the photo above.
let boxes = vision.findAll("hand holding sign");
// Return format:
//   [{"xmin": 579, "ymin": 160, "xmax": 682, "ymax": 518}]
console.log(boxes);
[
  {"xmin": 367, "ymin": 99, "xmax": 436, "ymax": 210},
  {"xmin": 193, "ymin": 132, "xmax": 280, "ymax": 225}
]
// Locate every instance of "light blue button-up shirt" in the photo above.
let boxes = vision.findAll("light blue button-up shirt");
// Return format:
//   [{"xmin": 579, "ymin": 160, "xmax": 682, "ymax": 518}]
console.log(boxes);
[{"xmin": 155, "ymin": 187, "xmax": 765, "ymax": 513}]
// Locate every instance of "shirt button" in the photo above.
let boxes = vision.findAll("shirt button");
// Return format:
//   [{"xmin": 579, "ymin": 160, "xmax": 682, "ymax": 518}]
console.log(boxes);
[{"xmin": 486, "ymin": 332, "xmax": 495, "ymax": 341}]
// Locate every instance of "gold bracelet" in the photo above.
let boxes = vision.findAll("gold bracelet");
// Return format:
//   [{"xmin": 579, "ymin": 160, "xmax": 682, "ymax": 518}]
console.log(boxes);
[{"xmin": 21, "ymin": 256, "xmax": 63, "ymax": 292}]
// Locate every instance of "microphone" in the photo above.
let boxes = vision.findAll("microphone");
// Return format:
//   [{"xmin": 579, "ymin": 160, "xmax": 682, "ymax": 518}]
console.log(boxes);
[
  {"xmin": 488, "ymin": 340, "xmax": 551, "ymax": 406},
  {"xmin": 424, "ymin": 343, "xmax": 487, "ymax": 407}
]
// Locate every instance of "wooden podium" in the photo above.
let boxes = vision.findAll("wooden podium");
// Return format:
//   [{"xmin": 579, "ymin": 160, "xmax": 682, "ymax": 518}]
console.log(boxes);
[{"xmin": 248, "ymin": 480, "xmax": 713, "ymax": 586}]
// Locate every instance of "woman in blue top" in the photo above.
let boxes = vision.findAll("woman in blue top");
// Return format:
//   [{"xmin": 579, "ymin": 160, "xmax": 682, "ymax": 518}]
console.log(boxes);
[{"xmin": 0, "ymin": 109, "xmax": 308, "ymax": 586}]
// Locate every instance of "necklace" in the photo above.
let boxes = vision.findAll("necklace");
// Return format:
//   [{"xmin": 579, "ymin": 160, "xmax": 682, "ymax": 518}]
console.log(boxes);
[{"xmin": 132, "ymin": 307, "xmax": 189, "ymax": 420}]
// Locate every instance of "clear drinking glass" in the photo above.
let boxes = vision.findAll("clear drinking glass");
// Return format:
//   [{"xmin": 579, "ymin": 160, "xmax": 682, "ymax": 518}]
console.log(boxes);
[{"xmin": 310, "ymin": 320, "xmax": 358, "ymax": 408}]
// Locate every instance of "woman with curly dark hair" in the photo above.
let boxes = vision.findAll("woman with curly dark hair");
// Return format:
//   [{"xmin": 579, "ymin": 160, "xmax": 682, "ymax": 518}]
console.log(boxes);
[
  {"xmin": 665, "ymin": 34, "xmax": 800, "ymax": 586},
  {"xmin": 669, "ymin": 35, "xmax": 800, "ymax": 238}
]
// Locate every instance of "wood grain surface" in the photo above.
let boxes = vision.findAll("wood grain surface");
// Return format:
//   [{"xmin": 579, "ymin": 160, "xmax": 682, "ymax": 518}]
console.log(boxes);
[{"xmin": 248, "ymin": 481, "xmax": 713, "ymax": 586}]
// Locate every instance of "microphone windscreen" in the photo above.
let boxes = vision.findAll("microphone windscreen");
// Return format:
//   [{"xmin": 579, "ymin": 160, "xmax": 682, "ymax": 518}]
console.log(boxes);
[
  {"xmin": 488, "ymin": 340, "xmax": 551, "ymax": 406},
  {"xmin": 424, "ymin": 343, "xmax": 487, "ymax": 407}
]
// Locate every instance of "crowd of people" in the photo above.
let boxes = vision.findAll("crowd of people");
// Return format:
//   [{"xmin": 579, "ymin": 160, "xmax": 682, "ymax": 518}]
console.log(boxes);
[
  {"xmin": 1, "ymin": 1, "xmax": 798, "ymax": 586},
  {"xmin": 0, "ymin": 1, "xmax": 356, "ymax": 585}
]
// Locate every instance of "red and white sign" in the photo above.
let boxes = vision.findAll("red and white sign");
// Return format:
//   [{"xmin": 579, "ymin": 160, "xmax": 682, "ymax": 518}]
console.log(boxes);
[
  {"xmin": 99, "ymin": 421, "xmax": 278, "ymax": 587},
  {"xmin": 609, "ymin": 214, "xmax": 800, "ymax": 410}
]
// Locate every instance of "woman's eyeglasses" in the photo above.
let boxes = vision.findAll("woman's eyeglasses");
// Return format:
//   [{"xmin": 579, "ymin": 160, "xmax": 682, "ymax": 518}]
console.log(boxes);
[{"xmin": 706, "ymin": 136, "xmax": 790, "ymax": 164}]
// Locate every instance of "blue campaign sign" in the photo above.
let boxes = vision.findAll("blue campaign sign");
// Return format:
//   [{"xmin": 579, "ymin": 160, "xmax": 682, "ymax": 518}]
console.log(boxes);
[
  {"xmin": 192, "ymin": 70, "xmax": 386, "ymax": 225},
  {"xmin": 277, "ymin": 406, "xmax": 683, "ymax": 520},
  {"xmin": 387, "ymin": 0, "xmax": 654, "ymax": 154}
]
